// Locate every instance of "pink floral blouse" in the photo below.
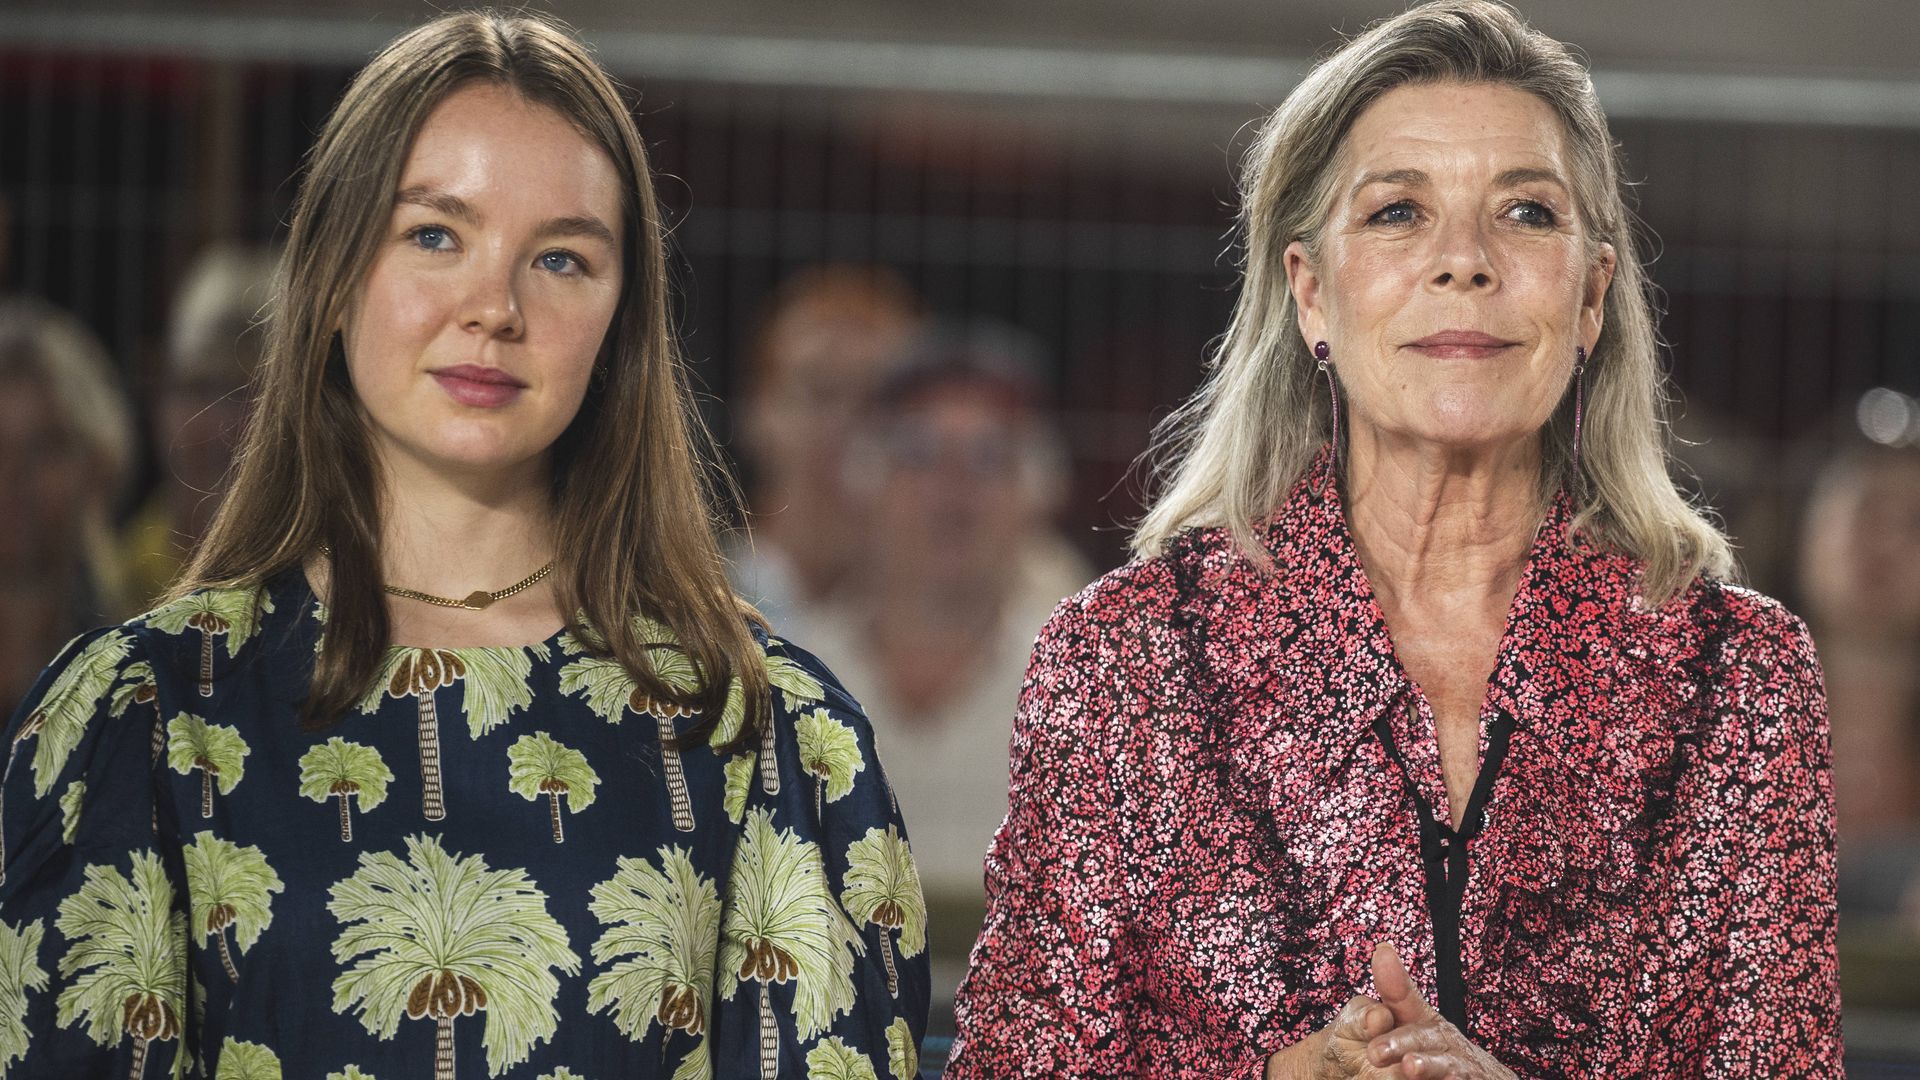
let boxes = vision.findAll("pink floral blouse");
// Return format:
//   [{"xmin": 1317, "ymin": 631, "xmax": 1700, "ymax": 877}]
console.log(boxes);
[{"xmin": 947, "ymin": 450, "xmax": 1841, "ymax": 1079}]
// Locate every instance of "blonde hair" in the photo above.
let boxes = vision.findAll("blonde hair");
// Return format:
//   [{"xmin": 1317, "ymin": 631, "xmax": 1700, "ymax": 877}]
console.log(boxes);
[
  {"xmin": 1133, "ymin": 0, "xmax": 1733, "ymax": 605},
  {"xmin": 178, "ymin": 10, "xmax": 770, "ymax": 740}
]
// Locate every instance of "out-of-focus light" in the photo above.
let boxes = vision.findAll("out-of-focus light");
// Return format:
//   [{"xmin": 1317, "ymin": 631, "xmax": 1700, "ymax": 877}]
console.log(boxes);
[{"xmin": 1857, "ymin": 387, "xmax": 1917, "ymax": 446}]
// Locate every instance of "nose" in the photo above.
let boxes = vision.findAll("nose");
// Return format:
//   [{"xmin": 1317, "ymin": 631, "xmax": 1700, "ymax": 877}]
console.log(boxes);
[
  {"xmin": 458, "ymin": 258, "xmax": 523, "ymax": 340},
  {"xmin": 1427, "ymin": 214, "xmax": 1498, "ymax": 292}
]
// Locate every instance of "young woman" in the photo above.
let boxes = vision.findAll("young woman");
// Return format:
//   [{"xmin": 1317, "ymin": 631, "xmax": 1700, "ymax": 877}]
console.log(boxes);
[{"xmin": 0, "ymin": 12, "xmax": 926, "ymax": 1079}]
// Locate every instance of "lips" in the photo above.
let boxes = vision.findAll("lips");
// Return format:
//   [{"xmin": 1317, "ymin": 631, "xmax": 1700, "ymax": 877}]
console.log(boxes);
[
  {"xmin": 429, "ymin": 364, "xmax": 527, "ymax": 408},
  {"xmin": 1405, "ymin": 330, "xmax": 1520, "ymax": 359}
]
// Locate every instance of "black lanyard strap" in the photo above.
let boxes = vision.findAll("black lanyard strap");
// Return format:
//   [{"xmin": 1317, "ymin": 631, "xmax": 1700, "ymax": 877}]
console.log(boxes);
[{"xmin": 1371, "ymin": 709, "xmax": 1516, "ymax": 1031}]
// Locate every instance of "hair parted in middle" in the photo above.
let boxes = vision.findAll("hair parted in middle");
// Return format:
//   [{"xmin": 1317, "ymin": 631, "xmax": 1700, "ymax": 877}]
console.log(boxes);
[
  {"xmin": 174, "ymin": 8, "xmax": 771, "ymax": 744},
  {"xmin": 1133, "ymin": 0, "xmax": 1734, "ymax": 606}
]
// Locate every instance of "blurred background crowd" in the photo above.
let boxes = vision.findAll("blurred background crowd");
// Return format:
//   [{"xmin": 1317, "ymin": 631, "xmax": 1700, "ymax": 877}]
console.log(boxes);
[{"xmin": 3, "ymin": 0, "xmax": 1919, "ymax": 1067}]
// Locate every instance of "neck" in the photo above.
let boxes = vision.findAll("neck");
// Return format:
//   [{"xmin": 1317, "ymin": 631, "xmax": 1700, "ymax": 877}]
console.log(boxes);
[
  {"xmin": 1342, "ymin": 427, "xmax": 1546, "ymax": 615},
  {"xmin": 375, "ymin": 450, "xmax": 555, "ymax": 598}
]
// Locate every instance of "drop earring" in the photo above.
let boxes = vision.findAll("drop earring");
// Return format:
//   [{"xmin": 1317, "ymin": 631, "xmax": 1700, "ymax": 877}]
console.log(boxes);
[
  {"xmin": 1571, "ymin": 345, "xmax": 1588, "ymax": 481},
  {"xmin": 1315, "ymin": 340, "xmax": 1340, "ymax": 481}
]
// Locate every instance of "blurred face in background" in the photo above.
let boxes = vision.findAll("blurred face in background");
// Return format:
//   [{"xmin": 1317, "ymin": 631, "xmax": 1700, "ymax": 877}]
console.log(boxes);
[
  {"xmin": 0, "ymin": 368, "xmax": 98, "ymax": 573},
  {"xmin": 340, "ymin": 82, "xmax": 623, "ymax": 487},
  {"xmin": 738, "ymin": 269, "xmax": 921, "ymax": 597},
  {"xmin": 858, "ymin": 381, "xmax": 1039, "ymax": 595},
  {"xmin": 1801, "ymin": 450, "xmax": 1920, "ymax": 640}
]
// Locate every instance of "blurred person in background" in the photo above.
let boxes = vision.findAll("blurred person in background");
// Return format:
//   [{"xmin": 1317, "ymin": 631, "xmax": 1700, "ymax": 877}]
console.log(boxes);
[
  {"xmin": 122, "ymin": 244, "xmax": 278, "ymax": 605},
  {"xmin": 0, "ymin": 298, "xmax": 134, "ymax": 718},
  {"xmin": 730, "ymin": 264, "xmax": 923, "ymax": 631},
  {"xmin": 1801, "ymin": 437, "xmax": 1920, "ymax": 921},
  {"xmin": 805, "ymin": 322, "xmax": 1091, "ymax": 909}
]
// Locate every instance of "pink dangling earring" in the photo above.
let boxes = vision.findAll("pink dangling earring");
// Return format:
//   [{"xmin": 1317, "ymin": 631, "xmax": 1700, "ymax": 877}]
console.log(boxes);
[
  {"xmin": 1571, "ymin": 345, "xmax": 1588, "ymax": 481},
  {"xmin": 1315, "ymin": 340, "xmax": 1339, "ymax": 479}
]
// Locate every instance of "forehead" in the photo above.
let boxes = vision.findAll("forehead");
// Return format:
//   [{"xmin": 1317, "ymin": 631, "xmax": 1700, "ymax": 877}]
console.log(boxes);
[
  {"xmin": 398, "ymin": 82, "xmax": 622, "ymax": 223},
  {"xmin": 1341, "ymin": 81, "xmax": 1570, "ymax": 179}
]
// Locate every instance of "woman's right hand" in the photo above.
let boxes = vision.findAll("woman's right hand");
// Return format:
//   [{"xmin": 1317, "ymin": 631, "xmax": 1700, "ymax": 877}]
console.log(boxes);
[{"xmin": 1265, "ymin": 995, "xmax": 1399, "ymax": 1080}]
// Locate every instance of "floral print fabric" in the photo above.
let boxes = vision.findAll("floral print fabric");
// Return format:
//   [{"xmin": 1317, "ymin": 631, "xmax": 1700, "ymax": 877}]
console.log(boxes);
[
  {"xmin": 947, "ymin": 448, "xmax": 1840, "ymax": 1079},
  {"xmin": 0, "ymin": 569, "xmax": 927, "ymax": 1079}
]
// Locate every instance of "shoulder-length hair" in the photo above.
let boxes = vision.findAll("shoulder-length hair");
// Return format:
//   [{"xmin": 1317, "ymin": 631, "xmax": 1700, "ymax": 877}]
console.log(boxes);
[
  {"xmin": 176, "ymin": 9, "xmax": 770, "ymax": 743},
  {"xmin": 1133, "ymin": 0, "xmax": 1734, "ymax": 605}
]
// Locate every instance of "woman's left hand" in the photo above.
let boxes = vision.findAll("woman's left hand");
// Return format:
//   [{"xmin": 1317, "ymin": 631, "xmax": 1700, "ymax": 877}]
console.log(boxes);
[{"xmin": 1363, "ymin": 943, "xmax": 1517, "ymax": 1080}]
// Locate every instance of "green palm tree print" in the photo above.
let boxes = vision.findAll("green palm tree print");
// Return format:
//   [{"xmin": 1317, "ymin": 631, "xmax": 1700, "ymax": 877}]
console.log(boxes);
[
  {"xmin": 144, "ymin": 587, "xmax": 272, "ymax": 698},
  {"xmin": 324, "ymin": 1068, "xmax": 375, "ymax": 1080},
  {"xmin": 557, "ymin": 638, "xmax": 701, "ymax": 833},
  {"xmin": 1, "ymin": 631, "xmax": 133, "ymax": 885},
  {"xmin": 763, "ymin": 652, "xmax": 828, "ymax": 797},
  {"xmin": 54, "ymin": 851, "xmax": 186, "ymax": 1080},
  {"xmin": 166, "ymin": 714, "xmax": 249, "ymax": 819},
  {"xmin": 539, "ymin": 1069, "xmax": 588, "ymax": 1080},
  {"xmin": 794, "ymin": 709, "xmax": 863, "ymax": 820},
  {"xmin": 721, "ymin": 808, "xmax": 862, "ymax": 1080},
  {"xmin": 59, "ymin": 780, "xmax": 85, "ymax": 844},
  {"xmin": 586, "ymin": 847, "xmax": 720, "ymax": 1047},
  {"xmin": 361, "ymin": 646, "xmax": 541, "ymax": 822},
  {"xmin": 722, "ymin": 754, "xmax": 754, "ymax": 824},
  {"xmin": 182, "ymin": 833, "xmax": 283, "ymax": 983},
  {"xmin": 298, "ymin": 739, "xmax": 394, "ymax": 843},
  {"xmin": 216, "ymin": 1038, "xmax": 280, "ymax": 1079},
  {"xmin": 842, "ymin": 827, "xmax": 925, "ymax": 998},
  {"xmin": 806, "ymin": 1036, "xmax": 878, "ymax": 1080},
  {"xmin": 886, "ymin": 1016, "xmax": 916, "ymax": 1080},
  {"xmin": 506, "ymin": 733, "xmax": 599, "ymax": 843},
  {"xmin": 329, "ymin": 834, "xmax": 580, "ymax": 1080},
  {"xmin": 0, "ymin": 918, "xmax": 47, "ymax": 1072}
]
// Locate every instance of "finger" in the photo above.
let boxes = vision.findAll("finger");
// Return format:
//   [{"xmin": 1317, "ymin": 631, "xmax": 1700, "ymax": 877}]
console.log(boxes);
[
  {"xmin": 1398, "ymin": 1051, "xmax": 1458, "ymax": 1080},
  {"xmin": 1371, "ymin": 942, "xmax": 1437, "ymax": 1027},
  {"xmin": 1366, "ymin": 1022, "xmax": 1449, "ymax": 1067},
  {"xmin": 1327, "ymin": 994, "xmax": 1387, "ymax": 1041}
]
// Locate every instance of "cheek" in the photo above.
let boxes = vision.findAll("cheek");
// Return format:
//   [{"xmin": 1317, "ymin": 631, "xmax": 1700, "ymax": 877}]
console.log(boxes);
[{"xmin": 344, "ymin": 267, "xmax": 447, "ymax": 381}]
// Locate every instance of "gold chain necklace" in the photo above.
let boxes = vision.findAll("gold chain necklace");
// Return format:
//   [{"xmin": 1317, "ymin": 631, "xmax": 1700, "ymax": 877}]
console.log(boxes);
[{"xmin": 321, "ymin": 548, "xmax": 555, "ymax": 611}]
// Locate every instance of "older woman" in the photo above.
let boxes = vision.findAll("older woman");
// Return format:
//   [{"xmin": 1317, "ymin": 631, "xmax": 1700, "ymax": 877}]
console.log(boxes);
[{"xmin": 947, "ymin": 3, "xmax": 1839, "ymax": 1078}]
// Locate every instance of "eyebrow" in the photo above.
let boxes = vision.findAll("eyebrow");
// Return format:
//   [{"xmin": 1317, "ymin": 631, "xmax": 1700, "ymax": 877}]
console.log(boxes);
[
  {"xmin": 394, "ymin": 186, "xmax": 618, "ymax": 247},
  {"xmin": 1348, "ymin": 166, "xmax": 1571, "ymax": 201}
]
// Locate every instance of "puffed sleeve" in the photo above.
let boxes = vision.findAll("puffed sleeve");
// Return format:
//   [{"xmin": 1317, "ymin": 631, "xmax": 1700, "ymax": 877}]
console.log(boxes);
[
  {"xmin": 0, "ymin": 627, "xmax": 192, "ymax": 1079},
  {"xmin": 1651, "ymin": 605, "xmax": 1842, "ymax": 1075},
  {"xmin": 704, "ymin": 637, "xmax": 929, "ymax": 1080},
  {"xmin": 946, "ymin": 593, "xmax": 1169, "ymax": 1079}
]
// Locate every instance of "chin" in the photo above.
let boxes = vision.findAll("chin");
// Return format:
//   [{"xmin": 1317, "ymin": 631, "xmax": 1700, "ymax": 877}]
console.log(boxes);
[{"xmin": 1406, "ymin": 389, "xmax": 1543, "ymax": 449}]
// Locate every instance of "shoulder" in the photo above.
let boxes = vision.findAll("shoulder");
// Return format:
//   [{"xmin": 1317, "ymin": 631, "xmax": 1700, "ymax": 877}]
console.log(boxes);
[
  {"xmin": 1652, "ymin": 578, "xmax": 1825, "ymax": 759},
  {"xmin": 1037, "ymin": 528, "xmax": 1225, "ymax": 648},
  {"xmin": 759, "ymin": 631, "xmax": 869, "ymax": 721}
]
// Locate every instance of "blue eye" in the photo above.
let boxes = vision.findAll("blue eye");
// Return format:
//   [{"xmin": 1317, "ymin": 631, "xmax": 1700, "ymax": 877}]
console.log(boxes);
[
  {"xmin": 1507, "ymin": 201, "xmax": 1557, "ymax": 228},
  {"xmin": 408, "ymin": 225, "xmax": 455, "ymax": 252},
  {"xmin": 539, "ymin": 251, "xmax": 586, "ymax": 276},
  {"xmin": 1369, "ymin": 201, "xmax": 1417, "ymax": 226}
]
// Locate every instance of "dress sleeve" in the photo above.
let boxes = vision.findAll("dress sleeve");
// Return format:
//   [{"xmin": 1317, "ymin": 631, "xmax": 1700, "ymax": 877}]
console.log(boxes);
[
  {"xmin": 1653, "ymin": 607, "xmax": 1842, "ymax": 1076},
  {"xmin": 0, "ymin": 627, "xmax": 193, "ymax": 1079},
  {"xmin": 946, "ymin": 596, "xmax": 1164, "ymax": 1079},
  {"xmin": 706, "ymin": 638, "xmax": 930, "ymax": 1080}
]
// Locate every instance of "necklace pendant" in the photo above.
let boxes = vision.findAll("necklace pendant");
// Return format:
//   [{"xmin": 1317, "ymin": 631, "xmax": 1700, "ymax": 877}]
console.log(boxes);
[{"xmin": 461, "ymin": 590, "xmax": 496, "ymax": 610}]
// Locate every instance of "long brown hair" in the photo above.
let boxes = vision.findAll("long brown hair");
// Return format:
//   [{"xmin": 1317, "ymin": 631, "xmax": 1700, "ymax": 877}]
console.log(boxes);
[{"xmin": 175, "ymin": 10, "xmax": 770, "ymax": 745}]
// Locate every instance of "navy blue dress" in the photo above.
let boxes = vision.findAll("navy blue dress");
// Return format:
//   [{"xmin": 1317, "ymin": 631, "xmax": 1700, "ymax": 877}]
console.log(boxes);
[{"xmin": 0, "ymin": 569, "xmax": 929, "ymax": 1079}]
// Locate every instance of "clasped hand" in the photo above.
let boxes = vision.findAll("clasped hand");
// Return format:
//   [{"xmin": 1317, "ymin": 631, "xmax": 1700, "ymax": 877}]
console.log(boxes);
[{"xmin": 1265, "ymin": 943, "xmax": 1517, "ymax": 1080}]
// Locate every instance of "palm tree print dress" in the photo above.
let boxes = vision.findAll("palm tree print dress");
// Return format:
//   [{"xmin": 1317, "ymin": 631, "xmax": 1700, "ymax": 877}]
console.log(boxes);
[{"xmin": 0, "ymin": 570, "xmax": 928, "ymax": 1079}]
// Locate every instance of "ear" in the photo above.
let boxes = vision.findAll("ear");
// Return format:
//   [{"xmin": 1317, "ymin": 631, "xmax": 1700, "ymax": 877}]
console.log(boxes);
[
  {"xmin": 1579, "ymin": 241, "xmax": 1616, "ymax": 351},
  {"xmin": 1284, "ymin": 239, "xmax": 1329, "ymax": 348}
]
